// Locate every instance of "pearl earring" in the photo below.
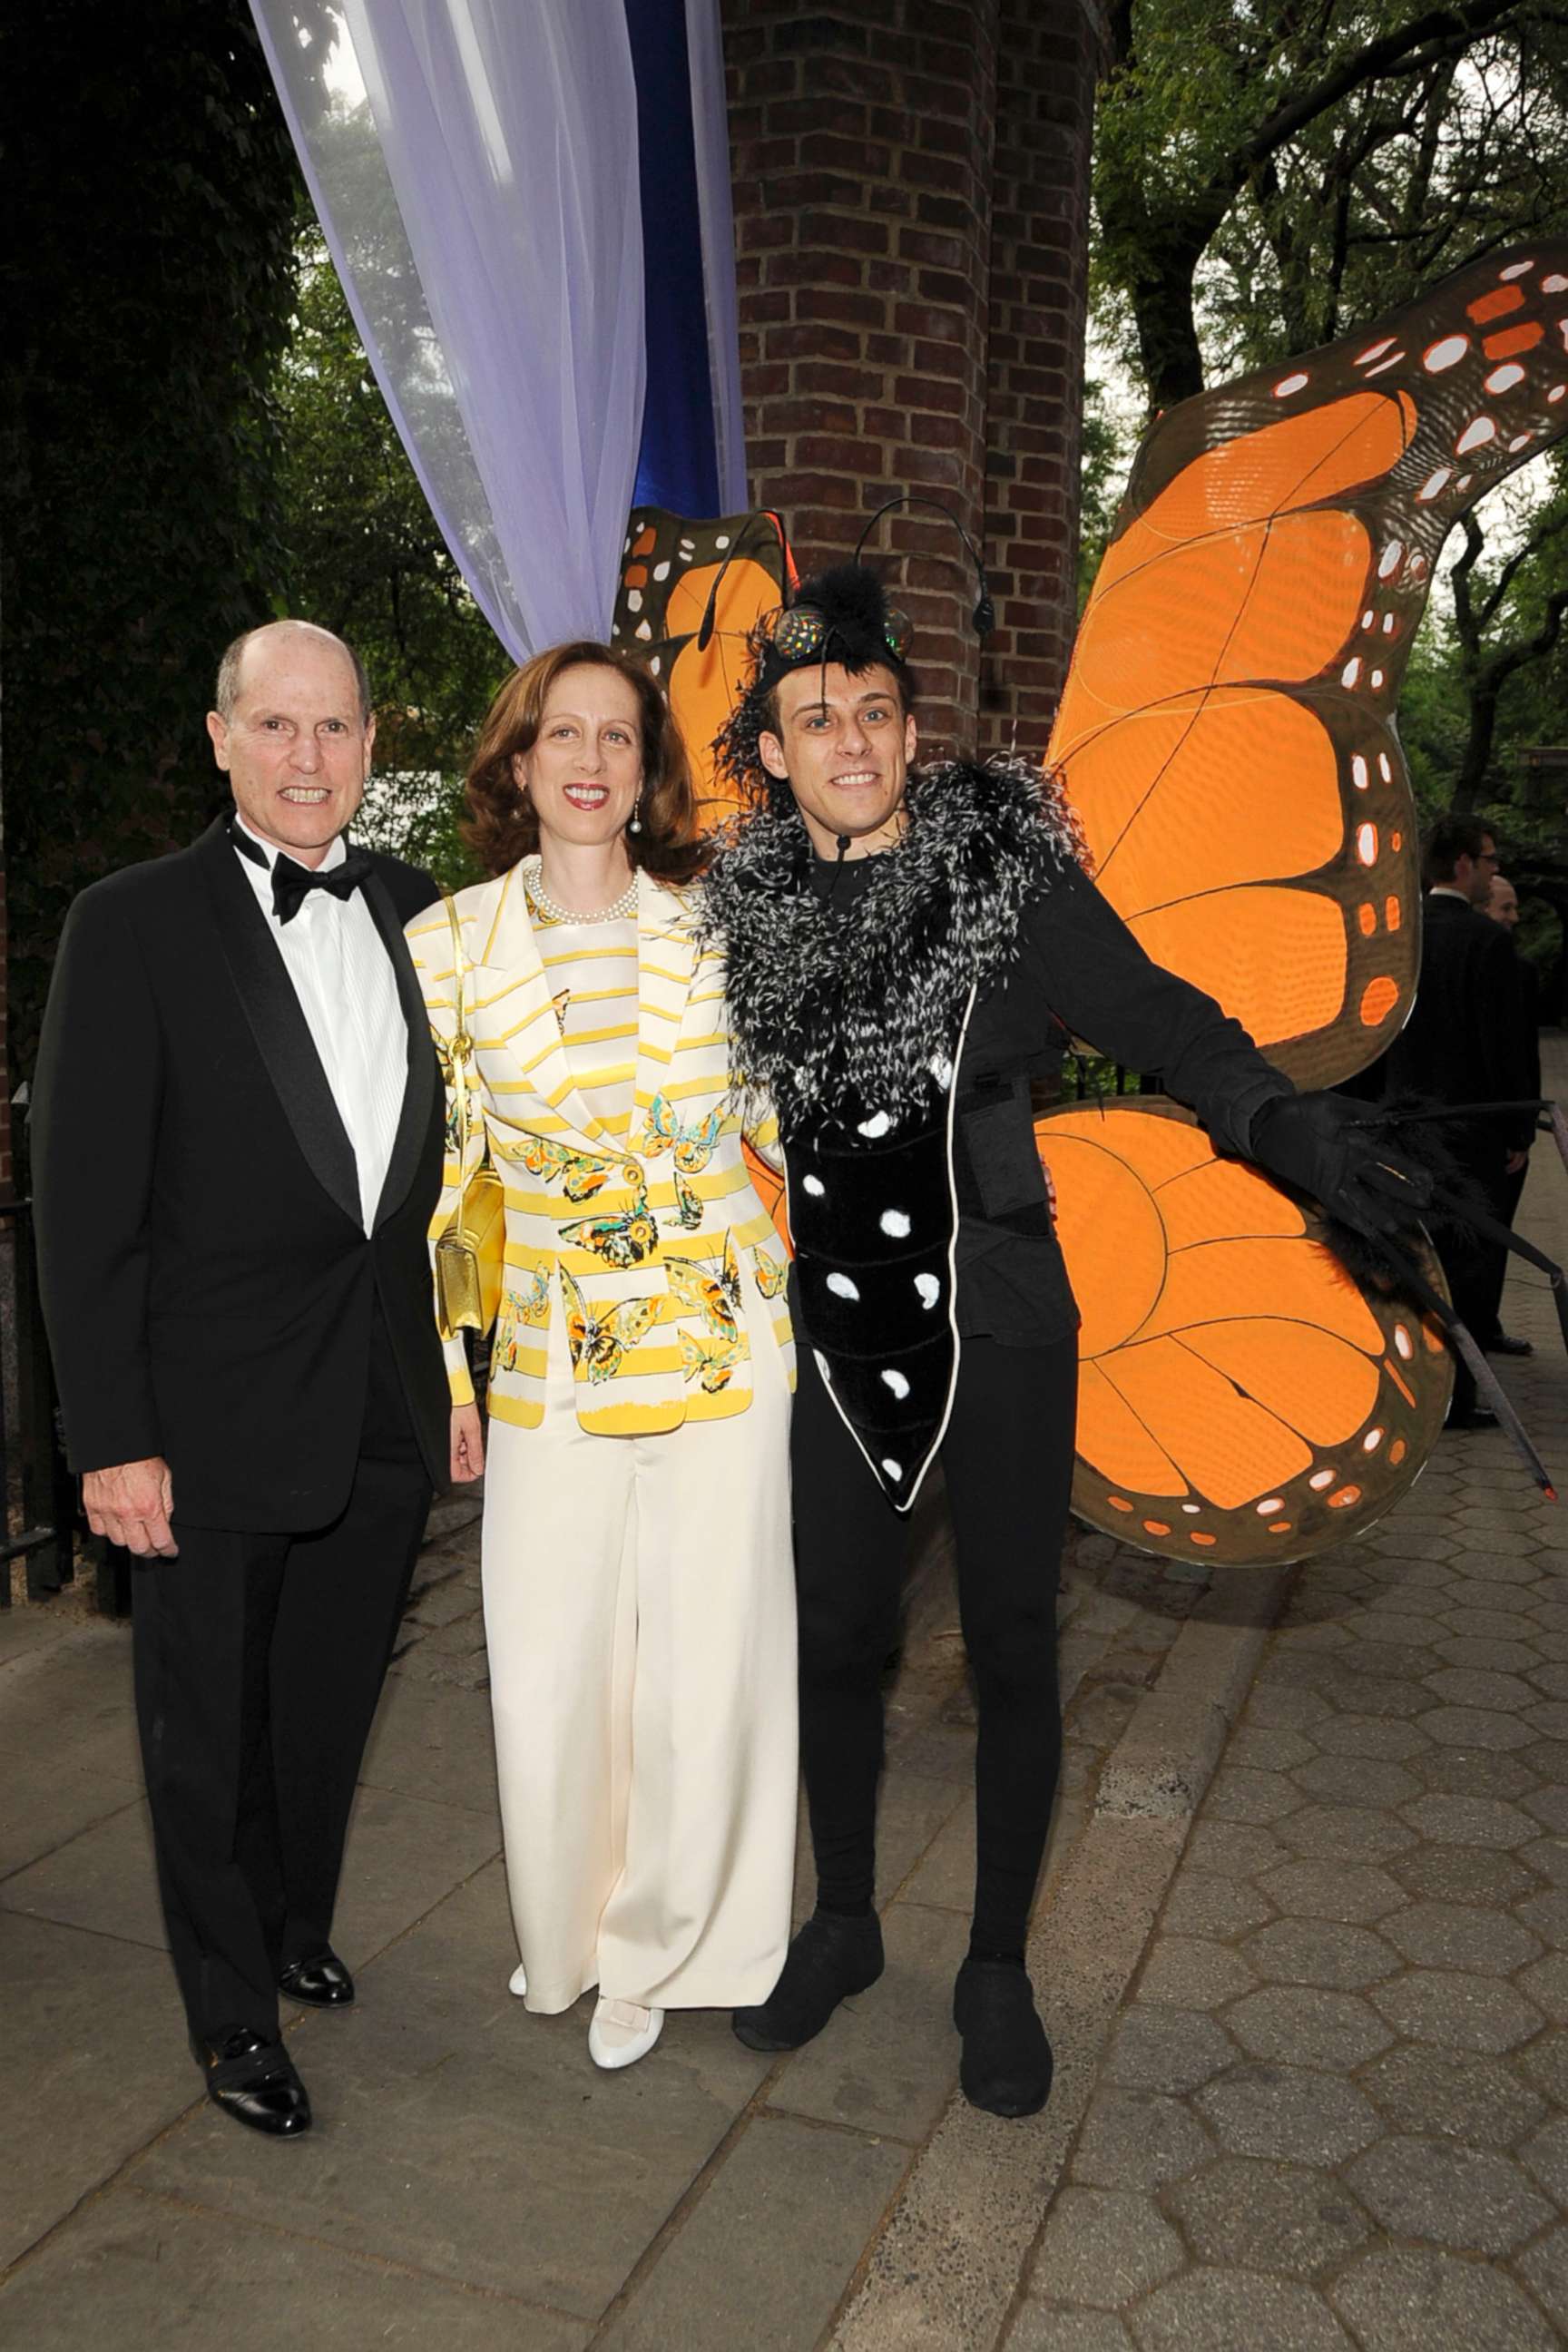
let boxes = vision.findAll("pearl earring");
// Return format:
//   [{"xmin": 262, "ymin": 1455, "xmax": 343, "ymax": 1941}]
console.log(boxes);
[{"xmin": 628, "ymin": 789, "xmax": 643, "ymax": 837}]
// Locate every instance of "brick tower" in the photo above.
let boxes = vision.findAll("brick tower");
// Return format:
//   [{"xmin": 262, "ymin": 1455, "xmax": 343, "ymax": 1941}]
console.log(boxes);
[{"xmin": 720, "ymin": 0, "xmax": 1107, "ymax": 763}]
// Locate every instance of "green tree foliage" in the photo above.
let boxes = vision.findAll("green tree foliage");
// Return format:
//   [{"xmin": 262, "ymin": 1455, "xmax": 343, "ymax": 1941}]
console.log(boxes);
[
  {"xmin": 1076, "ymin": 375, "xmax": 1134, "ymax": 613},
  {"xmin": 1448, "ymin": 460, "xmax": 1568, "ymax": 808},
  {"xmin": 273, "ymin": 231, "xmax": 504, "ymax": 882},
  {"xmin": 1094, "ymin": 0, "xmax": 1568, "ymax": 410},
  {"xmin": 0, "ymin": 0, "xmax": 301, "ymax": 1083},
  {"xmin": 1086, "ymin": 0, "xmax": 1568, "ymax": 837}
]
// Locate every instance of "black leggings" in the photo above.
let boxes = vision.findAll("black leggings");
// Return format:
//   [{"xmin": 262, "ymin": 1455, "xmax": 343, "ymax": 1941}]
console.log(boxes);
[{"xmin": 791, "ymin": 1328, "xmax": 1078, "ymax": 1956}]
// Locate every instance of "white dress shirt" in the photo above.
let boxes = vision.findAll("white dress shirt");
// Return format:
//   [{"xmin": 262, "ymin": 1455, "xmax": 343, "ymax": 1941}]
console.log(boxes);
[{"xmin": 233, "ymin": 817, "xmax": 408, "ymax": 1232}]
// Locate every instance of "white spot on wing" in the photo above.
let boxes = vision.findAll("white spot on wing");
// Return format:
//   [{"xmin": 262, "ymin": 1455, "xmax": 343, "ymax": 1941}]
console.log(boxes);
[
  {"xmin": 802, "ymin": 1173, "xmax": 826, "ymax": 1197},
  {"xmin": 1423, "ymin": 334, "xmax": 1468, "ymax": 372},
  {"xmin": 858, "ymin": 1111, "xmax": 893, "ymax": 1139},
  {"xmin": 915, "ymin": 1274, "xmax": 941, "ymax": 1308},
  {"xmin": 880, "ymin": 1210, "xmax": 912, "ymax": 1238},
  {"xmin": 881, "ymin": 1369, "xmax": 911, "ymax": 1399},
  {"xmin": 826, "ymin": 1273, "xmax": 860, "ymax": 1301}
]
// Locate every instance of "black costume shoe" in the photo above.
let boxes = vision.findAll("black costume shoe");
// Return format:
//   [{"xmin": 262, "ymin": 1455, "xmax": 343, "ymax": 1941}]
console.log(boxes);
[
  {"xmin": 1446, "ymin": 1404, "xmax": 1500, "ymax": 1431},
  {"xmin": 279, "ymin": 1948, "xmax": 356, "ymax": 2007},
  {"xmin": 1486, "ymin": 1332, "xmax": 1534, "ymax": 1357},
  {"xmin": 953, "ymin": 1958, "xmax": 1054, "ymax": 2119},
  {"xmin": 732, "ymin": 1911, "xmax": 885, "ymax": 2052},
  {"xmin": 191, "ymin": 2026, "xmax": 311, "ymax": 2137}
]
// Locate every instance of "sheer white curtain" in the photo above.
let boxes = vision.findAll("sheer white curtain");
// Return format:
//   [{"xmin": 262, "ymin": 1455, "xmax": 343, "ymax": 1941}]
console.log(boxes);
[{"xmin": 252, "ymin": 0, "xmax": 647, "ymax": 658}]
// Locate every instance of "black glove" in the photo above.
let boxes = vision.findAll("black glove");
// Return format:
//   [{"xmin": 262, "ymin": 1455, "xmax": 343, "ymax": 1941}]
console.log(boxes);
[{"xmin": 1247, "ymin": 1092, "xmax": 1436, "ymax": 1246}]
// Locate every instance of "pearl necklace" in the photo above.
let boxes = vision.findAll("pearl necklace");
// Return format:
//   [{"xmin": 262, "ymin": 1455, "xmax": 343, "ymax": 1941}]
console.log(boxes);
[{"xmin": 522, "ymin": 855, "xmax": 638, "ymax": 927}]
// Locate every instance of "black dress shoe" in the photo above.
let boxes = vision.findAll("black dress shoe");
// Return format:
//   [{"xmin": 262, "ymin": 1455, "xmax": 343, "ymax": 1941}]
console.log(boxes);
[
  {"xmin": 191, "ymin": 2026, "xmax": 311, "ymax": 2137},
  {"xmin": 1485, "ymin": 1332, "xmax": 1534, "ymax": 1357},
  {"xmin": 953, "ymin": 1958, "xmax": 1054, "ymax": 2119},
  {"xmin": 279, "ymin": 1949, "xmax": 356, "ymax": 2007},
  {"xmin": 1446, "ymin": 1404, "xmax": 1500, "ymax": 1431}
]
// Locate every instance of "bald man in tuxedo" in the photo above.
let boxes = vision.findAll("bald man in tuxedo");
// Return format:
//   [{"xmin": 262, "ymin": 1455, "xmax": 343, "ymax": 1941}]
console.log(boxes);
[{"xmin": 34, "ymin": 622, "xmax": 449, "ymax": 2136}]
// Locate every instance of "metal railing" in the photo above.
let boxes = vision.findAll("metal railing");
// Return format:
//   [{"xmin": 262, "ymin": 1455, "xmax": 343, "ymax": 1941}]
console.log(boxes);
[
  {"xmin": 1, "ymin": 1198, "xmax": 75, "ymax": 1602},
  {"xmin": 0, "ymin": 1200, "xmax": 130, "ymax": 1616}
]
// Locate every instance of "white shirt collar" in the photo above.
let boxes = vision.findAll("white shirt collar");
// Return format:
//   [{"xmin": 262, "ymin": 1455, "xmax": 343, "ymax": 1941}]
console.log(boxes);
[
  {"xmin": 233, "ymin": 809, "xmax": 348, "ymax": 874},
  {"xmin": 1427, "ymin": 885, "xmax": 1472, "ymax": 905}
]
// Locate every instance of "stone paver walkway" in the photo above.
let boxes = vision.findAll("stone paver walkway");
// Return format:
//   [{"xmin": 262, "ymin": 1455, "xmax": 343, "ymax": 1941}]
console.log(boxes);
[
  {"xmin": 1010, "ymin": 1052, "xmax": 1568, "ymax": 2350},
  {"xmin": 0, "ymin": 1438, "xmax": 1210, "ymax": 2347},
  {"xmin": 5, "ymin": 1044, "xmax": 1568, "ymax": 2347}
]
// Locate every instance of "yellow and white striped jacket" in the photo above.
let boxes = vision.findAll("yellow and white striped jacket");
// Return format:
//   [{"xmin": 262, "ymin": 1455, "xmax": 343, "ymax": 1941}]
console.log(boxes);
[{"xmin": 407, "ymin": 867, "xmax": 793, "ymax": 1436}]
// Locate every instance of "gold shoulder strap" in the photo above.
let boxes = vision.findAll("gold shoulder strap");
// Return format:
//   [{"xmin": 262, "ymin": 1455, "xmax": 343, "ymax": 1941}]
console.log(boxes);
[{"xmin": 441, "ymin": 889, "xmax": 475, "ymax": 1243}]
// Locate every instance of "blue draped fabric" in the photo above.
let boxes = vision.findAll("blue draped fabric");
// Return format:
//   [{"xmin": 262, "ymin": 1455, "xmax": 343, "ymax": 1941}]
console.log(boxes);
[{"xmin": 623, "ymin": 0, "xmax": 720, "ymax": 517}]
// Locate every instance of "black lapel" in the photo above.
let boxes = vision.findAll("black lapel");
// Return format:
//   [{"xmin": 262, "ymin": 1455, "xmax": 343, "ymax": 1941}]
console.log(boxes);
[
  {"xmin": 361, "ymin": 868, "xmax": 441, "ymax": 1230},
  {"xmin": 195, "ymin": 818, "xmax": 362, "ymax": 1228}
]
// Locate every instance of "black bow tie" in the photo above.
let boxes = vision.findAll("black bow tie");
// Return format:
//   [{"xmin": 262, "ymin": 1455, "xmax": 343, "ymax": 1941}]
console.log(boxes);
[
  {"xmin": 232, "ymin": 825, "xmax": 373, "ymax": 924},
  {"xmin": 271, "ymin": 848, "xmax": 374, "ymax": 925}
]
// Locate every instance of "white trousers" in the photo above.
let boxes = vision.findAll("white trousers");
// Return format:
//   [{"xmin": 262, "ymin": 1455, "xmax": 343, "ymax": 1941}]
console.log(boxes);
[{"xmin": 481, "ymin": 1287, "xmax": 797, "ymax": 2013}]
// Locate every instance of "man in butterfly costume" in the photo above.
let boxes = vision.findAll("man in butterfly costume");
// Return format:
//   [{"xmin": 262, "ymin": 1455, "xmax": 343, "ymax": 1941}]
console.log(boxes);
[{"xmin": 701, "ymin": 557, "xmax": 1435, "ymax": 2118}]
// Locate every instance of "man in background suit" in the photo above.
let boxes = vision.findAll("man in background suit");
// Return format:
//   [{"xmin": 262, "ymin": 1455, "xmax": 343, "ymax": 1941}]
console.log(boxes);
[
  {"xmin": 1376, "ymin": 817, "xmax": 1535, "ymax": 1426},
  {"xmin": 34, "ymin": 621, "xmax": 449, "ymax": 2136},
  {"xmin": 1477, "ymin": 869, "xmax": 1542, "ymax": 1357}
]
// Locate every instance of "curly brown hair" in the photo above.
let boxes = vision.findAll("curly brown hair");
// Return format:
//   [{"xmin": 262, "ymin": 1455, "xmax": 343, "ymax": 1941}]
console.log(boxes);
[{"xmin": 462, "ymin": 640, "xmax": 703, "ymax": 882}]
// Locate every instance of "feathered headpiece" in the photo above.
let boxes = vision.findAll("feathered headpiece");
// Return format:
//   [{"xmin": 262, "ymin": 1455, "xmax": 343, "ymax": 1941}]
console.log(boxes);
[
  {"xmin": 712, "ymin": 561, "xmax": 912, "ymax": 814},
  {"xmin": 712, "ymin": 497, "xmax": 995, "ymax": 815}
]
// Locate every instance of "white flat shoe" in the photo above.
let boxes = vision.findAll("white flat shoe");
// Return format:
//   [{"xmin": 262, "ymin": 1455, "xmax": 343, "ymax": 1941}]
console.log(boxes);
[
  {"xmin": 508, "ymin": 1962, "xmax": 527, "ymax": 1996},
  {"xmin": 588, "ymin": 1996, "xmax": 664, "ymax": 2070}
]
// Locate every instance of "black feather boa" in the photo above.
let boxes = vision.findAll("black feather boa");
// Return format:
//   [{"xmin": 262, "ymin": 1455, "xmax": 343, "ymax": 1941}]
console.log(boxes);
[{"xmin": 700, "ymin": 756, "xmax": 1086, "ymax": 1138}]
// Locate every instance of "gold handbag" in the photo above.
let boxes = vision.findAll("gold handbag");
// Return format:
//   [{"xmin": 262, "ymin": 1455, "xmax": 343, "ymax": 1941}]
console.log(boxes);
[{"xmin": 434, "ymin": 890, "xmax": 505, "ymax": 1340}]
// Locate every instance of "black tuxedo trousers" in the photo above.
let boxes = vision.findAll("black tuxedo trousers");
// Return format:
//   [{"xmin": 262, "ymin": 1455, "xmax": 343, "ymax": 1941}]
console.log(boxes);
[
  {"xmin": 136, "ymin": 1299, "xmax": 430, "ymax": 2040},
  {"xmin": 34, "ymin": 818, "xmax": 448, "ymax": 2043}
]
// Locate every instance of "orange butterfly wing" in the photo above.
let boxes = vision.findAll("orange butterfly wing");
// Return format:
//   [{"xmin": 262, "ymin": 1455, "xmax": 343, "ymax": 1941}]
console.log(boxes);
[
  {"xmin": 1042, "ymin": 243, "xmax": 1568, "ymax": 1563},
  {"xmin": 1049, "ymin": 241, "xmax": 1568, "ymax": 1087},
  {"xmin": 612, "ymin": 507, "xmax": 796, "ymax": 828},
  {"xmin": 1040, "ymin": 1102, "xmax": 1451, "ymax": 1563},
  {"xmin": 742, "ymin": 1142, "xmax": 792, "ymax": 1257}
]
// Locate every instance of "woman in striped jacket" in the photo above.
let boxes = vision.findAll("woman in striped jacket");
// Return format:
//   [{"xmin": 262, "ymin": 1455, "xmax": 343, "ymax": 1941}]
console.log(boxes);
[{"xmin": 407, "ymin": 643, "xmax": 794, "ymax": 2073}]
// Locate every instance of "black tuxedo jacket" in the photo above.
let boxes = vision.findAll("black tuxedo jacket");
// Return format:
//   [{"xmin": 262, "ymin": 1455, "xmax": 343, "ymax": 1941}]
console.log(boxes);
[
  {"xmin": 33, "ymin": 817, "xmax": 448, "ymax": 1531},
  {"xmin": 1376, "ymin": 891, "xmax": 1537, "ymax": 1162}
]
